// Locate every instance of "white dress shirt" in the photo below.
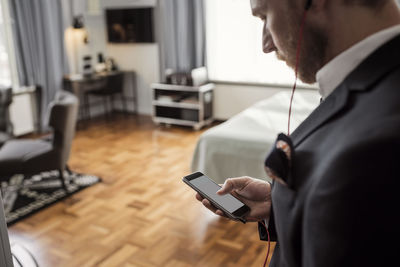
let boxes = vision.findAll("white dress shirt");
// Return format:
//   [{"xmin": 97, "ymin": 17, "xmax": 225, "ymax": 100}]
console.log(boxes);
[{"xmin": 316, "ymin": 24, "xmax": 400, "ymax": 99}]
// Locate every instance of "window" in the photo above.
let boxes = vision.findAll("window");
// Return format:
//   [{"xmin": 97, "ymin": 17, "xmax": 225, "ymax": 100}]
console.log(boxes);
[
  {"xmin": 0, "ymin": 0, "xmax": 17, "ymax": 89},
  {"xmin": 205, "ymin": 0, "xmax": 310, "ymax": 87},
  {"xmin": 0, "ymin": 1, "xmax": 11, "ymax": 87}
]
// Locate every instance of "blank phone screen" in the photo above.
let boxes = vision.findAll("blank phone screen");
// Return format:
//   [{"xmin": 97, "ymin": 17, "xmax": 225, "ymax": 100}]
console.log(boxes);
[{"xmin": 191, "ymin": 175, "xmax": 245, "ymax": 213}]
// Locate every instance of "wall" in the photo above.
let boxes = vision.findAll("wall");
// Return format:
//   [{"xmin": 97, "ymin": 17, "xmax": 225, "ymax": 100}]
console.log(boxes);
[
  {"xmin": 106, "ymin": 44, "xmax": 159, "ymax": 114},
  {"xmin": 212, "ymin": 84, "xmax": 319, "ymax": 120},
  {"xmin": 79, "ymin": 0, "xmax": 303, "ymax": 120},
  {"xmin": 72, "ymin": 0, "xmax": 310, "ymax": 120},
  {"xmin": 68, "ymin": 0, "xmax": 160, "ymax": 115},
  {"xmin": 7, "ymin": 0, "xmax": 400, "ymax": 133},
  {"xmin": 213, "ymin": 84, "xmax": 286, "ymax": 120}
]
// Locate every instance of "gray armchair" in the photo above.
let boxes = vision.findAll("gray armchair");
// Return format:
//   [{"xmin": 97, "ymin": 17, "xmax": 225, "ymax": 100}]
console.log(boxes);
[
  {"xmin": 0, "ymin": 91, "xmax": 78, "ymax": 190},
  {"xmin": 0, "ymin": 88, "xmax": 13, "ymax": 147}
]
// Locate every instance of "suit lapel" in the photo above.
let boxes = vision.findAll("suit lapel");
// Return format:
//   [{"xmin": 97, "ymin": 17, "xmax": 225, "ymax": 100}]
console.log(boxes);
[
  {"xmin": 291, "ymin": 84, "xmax": 349, "ymax": 147},
  {"xmin": 291, "ymin": 33, "xmax": 400, "ymax": 148}
]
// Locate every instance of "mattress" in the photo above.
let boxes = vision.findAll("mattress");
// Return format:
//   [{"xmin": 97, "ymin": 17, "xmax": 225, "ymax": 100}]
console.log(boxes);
[{"xmin": 191, "ymin": 90, "xmax": 320, "ymax": 184}]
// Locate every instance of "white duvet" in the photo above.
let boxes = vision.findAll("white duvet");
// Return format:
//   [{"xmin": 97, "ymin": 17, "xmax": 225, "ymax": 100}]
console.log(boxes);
[{"xmin": 191, "ymin": 90, "xmax": 320, "ymax": 184}]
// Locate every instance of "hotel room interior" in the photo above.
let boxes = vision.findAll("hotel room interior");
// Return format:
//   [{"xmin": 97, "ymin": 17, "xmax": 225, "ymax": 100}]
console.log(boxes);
[{"xmin": 0, "ymin": 0, "xmax": 325, "ymax": 266}]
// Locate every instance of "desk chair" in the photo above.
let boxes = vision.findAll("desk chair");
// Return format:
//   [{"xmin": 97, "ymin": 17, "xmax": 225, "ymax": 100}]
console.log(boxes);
[
  {"xmin": 0, "ymin": 91, "xmax": 78, "ymax": 190},
  {"xmin": 0, "ymin": 88, "xmax": 13, "ymax": 147},
  {"xmin": 83, "ymin": 72, "xmax": 127, "ymax": 119}
]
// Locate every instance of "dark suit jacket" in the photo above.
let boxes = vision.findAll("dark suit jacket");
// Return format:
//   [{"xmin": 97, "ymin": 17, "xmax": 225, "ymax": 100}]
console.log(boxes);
[{"xmin": 259, "ymin": 34, "xmax": 400, "ymax": 266}]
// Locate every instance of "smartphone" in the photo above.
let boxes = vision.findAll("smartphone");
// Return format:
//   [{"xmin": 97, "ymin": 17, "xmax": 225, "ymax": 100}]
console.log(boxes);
[{"xmin": 183, "ymin": 172, "xmax": 250, "ymax": 223}]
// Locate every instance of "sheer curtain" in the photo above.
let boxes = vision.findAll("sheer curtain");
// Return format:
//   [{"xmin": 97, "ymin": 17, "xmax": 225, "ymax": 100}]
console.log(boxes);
[
  {"xmin": 160, "ymin": 0, "xmax": 206, "ymax": 73},
  {"xmin": 0, "ymin": 0, "xmax": 12, "ymax": 87},
  {"xmin": 8, "ymin": 0, "xmax": 68, "ymax": 129},
  {"xmin": 206, "ymin": 0, "xmax": 305, "ymax": 86}
]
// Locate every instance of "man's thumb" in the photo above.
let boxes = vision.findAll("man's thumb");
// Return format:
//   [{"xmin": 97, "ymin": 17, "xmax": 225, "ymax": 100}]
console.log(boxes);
[{"xmin": 217, "ymin": 179, "xmax": 234, "ymax": 195}]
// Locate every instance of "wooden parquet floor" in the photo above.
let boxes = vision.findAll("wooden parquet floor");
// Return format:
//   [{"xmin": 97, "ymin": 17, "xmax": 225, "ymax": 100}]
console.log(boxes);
[{"xmin": 8, "ymin": 114, "xmax": 275, "ymax": 267}]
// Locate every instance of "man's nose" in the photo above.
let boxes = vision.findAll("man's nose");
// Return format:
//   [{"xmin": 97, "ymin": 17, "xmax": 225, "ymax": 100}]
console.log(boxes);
[{"xmin": 262, "ymin": 24, "xmax": 276, "ymax": 54}]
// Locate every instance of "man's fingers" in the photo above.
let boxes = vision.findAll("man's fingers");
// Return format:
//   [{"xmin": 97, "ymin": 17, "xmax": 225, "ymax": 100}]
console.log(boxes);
[
  {"xmin": 202, "ymin": 199, "xmax": 228, "ymax": 218},
  {"xmin": 215, "ymin": 210, "xmax": 225, "ymax": 216},
  {"xmin": 195, "ymin": 193, "xmax": 204, "ymax": 201},
  {"xmin": 202, "ymin": 199, "xmax": 216, "ymax": 212},
  {"xmin": 217, "ymin": 177, "xmax": 250, "ymax": 195}
]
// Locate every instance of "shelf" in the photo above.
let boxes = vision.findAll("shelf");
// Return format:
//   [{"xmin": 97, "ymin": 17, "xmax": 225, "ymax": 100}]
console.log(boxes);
[
  {"xmin": 151, "ymin": 82, "xmax": 214, "ymax": 130},
  {"xmin": 153, "ymin": 117, "xmax": 198, "ymax": 126},
  {"xmin": 153, "ymin": 117, "xmax": 214, "ymax": 130},
  {"xmin": 152, "ymin": 100, "xmax": 200, "ymax": 110},
  {"xmin": 151, "ymin": 83, "xmax": 215, "ymax": 92}
]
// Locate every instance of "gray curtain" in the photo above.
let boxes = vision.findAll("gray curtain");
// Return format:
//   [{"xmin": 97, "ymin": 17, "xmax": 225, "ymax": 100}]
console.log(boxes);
[
  {"xmin": 8, "ymin": 0, "xmax": 68, "ymax": 130},
  {"xmin": 160, "ymin": 0, "xmax": 206, "ymax": 73}
]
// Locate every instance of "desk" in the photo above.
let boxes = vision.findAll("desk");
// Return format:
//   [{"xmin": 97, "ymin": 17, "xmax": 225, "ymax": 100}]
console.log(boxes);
[{"xmin": 63, "ymin": 71, "xmax": 137, "ymax": 120}]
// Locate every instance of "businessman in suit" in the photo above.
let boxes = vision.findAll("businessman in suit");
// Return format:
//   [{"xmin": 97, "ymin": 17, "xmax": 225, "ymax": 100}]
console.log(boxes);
[{"xmin": 196, "ymin": 0, "xmax": 400, "ymax": 266}]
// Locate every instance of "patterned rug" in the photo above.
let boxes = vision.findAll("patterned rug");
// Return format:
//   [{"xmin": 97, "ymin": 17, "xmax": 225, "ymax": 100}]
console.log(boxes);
[{"xmin": 0, "ymin": 170, "xmax": 101, "ymax": 226}]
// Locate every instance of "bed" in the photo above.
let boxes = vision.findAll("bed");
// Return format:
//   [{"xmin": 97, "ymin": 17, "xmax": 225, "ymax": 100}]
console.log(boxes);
[{"xmin": 191, "ymin": 90, "xmax": 320, "ymax": 184}]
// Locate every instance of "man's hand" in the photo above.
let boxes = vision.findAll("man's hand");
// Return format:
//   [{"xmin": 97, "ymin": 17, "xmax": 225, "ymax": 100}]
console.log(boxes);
[{"xmin": 195, "ymin": 177, "xmax": 272, "ymax": 222}]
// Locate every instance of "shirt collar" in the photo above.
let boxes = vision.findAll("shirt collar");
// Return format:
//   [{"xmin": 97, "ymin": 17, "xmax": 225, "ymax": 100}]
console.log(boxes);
[{"xmin": 316, "ymin": 24, "xmax": 400, "ymax": 99}]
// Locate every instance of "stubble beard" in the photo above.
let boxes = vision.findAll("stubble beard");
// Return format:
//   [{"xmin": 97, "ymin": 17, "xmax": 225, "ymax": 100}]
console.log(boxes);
[{"xmin": 276, "ymin": 22, "xmax": 328, "ymax": 84}]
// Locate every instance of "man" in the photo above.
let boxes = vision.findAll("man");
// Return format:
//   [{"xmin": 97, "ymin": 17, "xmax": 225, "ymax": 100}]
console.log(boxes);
[{"xmin": 196, "ymin": 0, "xmax": 400, "ymax": 266}]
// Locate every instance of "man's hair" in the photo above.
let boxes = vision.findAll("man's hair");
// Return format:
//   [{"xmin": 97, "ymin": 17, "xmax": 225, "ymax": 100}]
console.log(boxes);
[{"xmin": 344, "ymin": 0, "xmax": 389, "ymax": 8}]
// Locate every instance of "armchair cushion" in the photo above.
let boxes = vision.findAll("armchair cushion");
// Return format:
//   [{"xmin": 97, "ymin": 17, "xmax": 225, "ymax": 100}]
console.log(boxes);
[{"xmin": 0, "ymin": 139, "xmax": 57, "ymax": 176}]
